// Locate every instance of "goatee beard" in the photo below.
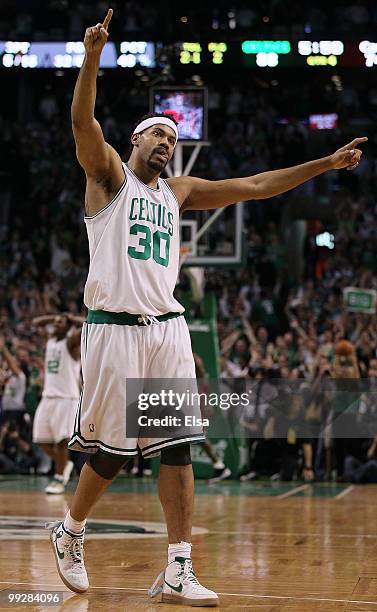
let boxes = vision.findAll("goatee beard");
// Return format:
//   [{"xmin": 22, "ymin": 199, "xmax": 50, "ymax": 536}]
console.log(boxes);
[{"xmin": 147, "ymin": 158, "xmax": 166, "ymax": 172}]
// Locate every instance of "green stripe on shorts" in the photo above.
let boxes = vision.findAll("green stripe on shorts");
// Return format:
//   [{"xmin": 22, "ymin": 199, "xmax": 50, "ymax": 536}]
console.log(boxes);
[{"xmin": 87, "ymin": 310, "xmax": 181, "ymax": 325}]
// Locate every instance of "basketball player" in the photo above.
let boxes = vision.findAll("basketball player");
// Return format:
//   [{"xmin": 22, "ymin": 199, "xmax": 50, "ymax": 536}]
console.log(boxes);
[
  {"xmin": 47, "ymin": 8, "xmax": 366, "ymax": 607},
  {"xmin": 193, "ymin": 352, "xmax": 231, "ymax": 484},
  {"xmin": 33, "ymin": 314, "xmax": 82, "ymax": 494}
]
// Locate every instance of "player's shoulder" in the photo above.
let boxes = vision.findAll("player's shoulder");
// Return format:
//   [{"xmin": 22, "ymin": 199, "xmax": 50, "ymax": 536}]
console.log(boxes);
[{"xmin": 165, "ymin": 176, "xmax": 198, "ymax": 207}]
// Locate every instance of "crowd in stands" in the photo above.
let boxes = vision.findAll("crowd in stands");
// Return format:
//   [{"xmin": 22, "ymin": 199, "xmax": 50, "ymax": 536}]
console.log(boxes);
[
  {"xmin": 1, "ymin": 63, "xmax": 377, "ymax": 481},
  {"xmin": 2, "ymin": 1, "xmax": 377, "ymax": 40}
]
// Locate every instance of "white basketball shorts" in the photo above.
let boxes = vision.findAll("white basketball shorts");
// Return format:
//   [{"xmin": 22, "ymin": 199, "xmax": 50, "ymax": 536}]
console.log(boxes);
[
  {"xmin": 33, "ymin": 397, "xmax": 79, "ymax": 444},
  {"xmin": 68, "ymin": 313, "xmax": 205, "ymax": 458}
]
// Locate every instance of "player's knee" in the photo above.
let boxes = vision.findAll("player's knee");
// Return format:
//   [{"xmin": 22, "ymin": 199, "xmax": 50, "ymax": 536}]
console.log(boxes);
[
  {"xmin": 57, "ymin": 439, "xmax": 68, "ymax": 447},
  {"xmin": 160, "ymin": 444, "xmax": 191, "ymax": 466},
  {"xmin": 87, "ymin": 450, "xmax": 130, "ymax": 480}
]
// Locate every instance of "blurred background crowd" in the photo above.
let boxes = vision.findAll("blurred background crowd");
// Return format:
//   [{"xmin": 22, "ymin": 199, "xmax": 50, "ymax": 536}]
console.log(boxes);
[
  {"xmin": 1, "ymin": 0, "xmax": 377, "ymax": 482},
  {"xmin": 2, "ymin": 0, "xmax": 377, "ymax": 40}
]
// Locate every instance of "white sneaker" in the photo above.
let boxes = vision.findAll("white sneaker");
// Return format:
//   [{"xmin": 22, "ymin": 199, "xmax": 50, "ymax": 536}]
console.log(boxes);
[
  {"xmin": 149, "ymin": 556, "xmax": 219, "ymax": 607},
  {"xmin": 45, "ymin": 478, "xmax": 65, "ymax": 495},
  {"xmin": 208, "ymin": 467, "xmax": 231, "ymax": 485},
  {"xmin": 240, "ymin": 470, "xmax": 257, "ymax": 482},
  {"xmin": 62, "ymin": 461, "xmax": 74, "ymax": 485},
  {"xmin": 46, "ymin": 521, "xmax": 89, "ymax": 594},
  {"xmin": 142, "ymin": 468, "xmax": 152, "ymax": 477}
]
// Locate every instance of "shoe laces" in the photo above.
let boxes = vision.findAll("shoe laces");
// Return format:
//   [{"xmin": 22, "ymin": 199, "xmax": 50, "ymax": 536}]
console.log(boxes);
[
  {"xmin": 66, "ymin": 536, "xmax": 84, "ymax": 565},
  {"xmin": 181, "ymin": 559, "xmax": 200, "ymax": 586}
]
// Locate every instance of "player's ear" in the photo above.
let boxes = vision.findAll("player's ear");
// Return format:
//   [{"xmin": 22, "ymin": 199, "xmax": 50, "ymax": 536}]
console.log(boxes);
[{"xmin": 131, "ymin": 133, "xmax": 140, "ymax": 147}]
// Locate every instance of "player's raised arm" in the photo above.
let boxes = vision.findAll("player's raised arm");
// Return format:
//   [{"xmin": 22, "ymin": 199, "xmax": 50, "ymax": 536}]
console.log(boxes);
[
  {"xmin": 71, "ymin": 9, "xmax": 122, "ymax": 186},
  {"xmin": 173, "ymin": 137, "xmax": 367, "ymax": 212}
]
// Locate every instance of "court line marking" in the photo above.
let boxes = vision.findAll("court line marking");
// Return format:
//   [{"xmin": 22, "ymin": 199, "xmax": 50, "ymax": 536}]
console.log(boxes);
[
  {"xmin": 1, "ymin": 581, "xmax": 376, "ymax": 606},
  {"xmin": 334, "ymin": 485, "xmax": 355, "ymax": 499},
  {"xmin": 210, "ymin": 530, "xmax": 377, "ymax": 538},
  {"xmin": 276, "ymin": 484, "xmax": 310, "ymax": 499}
]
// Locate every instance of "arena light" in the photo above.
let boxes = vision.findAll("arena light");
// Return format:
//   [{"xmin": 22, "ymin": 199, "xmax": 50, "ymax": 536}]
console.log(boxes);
[
  {"xmin": 316, "ymin": 232, "xmax": 334, "ymax": 249},
  {"xmin": 242, "ymin": 40, "xmax": 290, "ymax": 54}
]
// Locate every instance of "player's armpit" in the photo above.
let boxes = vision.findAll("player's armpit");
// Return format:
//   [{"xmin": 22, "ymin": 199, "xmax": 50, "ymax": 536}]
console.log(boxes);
[{"xmin": 169, "ymin": 176, "xmax": 255, "ymax": 212}]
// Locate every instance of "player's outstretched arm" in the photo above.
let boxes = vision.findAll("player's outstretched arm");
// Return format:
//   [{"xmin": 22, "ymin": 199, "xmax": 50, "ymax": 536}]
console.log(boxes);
[
  {"xmin": 71, "ymin": 8, "xmax": 122, "ymax": 181},
  {"xmin": 173, "ymin": 137, "xmax": 367, "ymax": 212}
]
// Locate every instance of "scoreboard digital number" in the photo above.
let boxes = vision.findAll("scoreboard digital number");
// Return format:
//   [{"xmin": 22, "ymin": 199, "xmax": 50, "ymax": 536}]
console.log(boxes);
[
  {"xmin": 297, "ymin": 40, "xmax": 344, "ymax": 66},
  {"xmin": 241, "ymin": 40, "xmax": 291, "ymax": 67},
  {"xmin": 179, "ymin": 42, "xmax": 228, "ymax": 65}
]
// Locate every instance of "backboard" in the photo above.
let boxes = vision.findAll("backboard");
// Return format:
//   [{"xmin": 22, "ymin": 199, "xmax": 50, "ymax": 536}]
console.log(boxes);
[{"xmin": 180, "ymin": 203, "xmax": 245, "ymax": 267}]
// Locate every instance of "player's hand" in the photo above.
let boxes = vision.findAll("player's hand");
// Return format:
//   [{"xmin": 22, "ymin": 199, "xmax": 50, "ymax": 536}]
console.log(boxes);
[
  {"xmin": 84, "ymin": 8, "xmax": 113, "ymax": 56},
  {"xmin": 303, "ymin": 467, "xmax": 314, "ymax": 482},
  {"xmin": 330, "ymin": 137, "xmax": 368, "ymax": 170}
]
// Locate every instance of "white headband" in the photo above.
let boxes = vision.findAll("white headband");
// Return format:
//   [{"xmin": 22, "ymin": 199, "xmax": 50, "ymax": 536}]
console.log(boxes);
[{"xmin": 133, "ymin": 116, "xmax": 179, "ymax": 142}]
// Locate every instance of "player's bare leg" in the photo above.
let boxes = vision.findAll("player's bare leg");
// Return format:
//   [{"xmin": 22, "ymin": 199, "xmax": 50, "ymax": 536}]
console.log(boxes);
[
  {"xmin": 151, "ymin": 458, "xmax": 219, "ymax": 606},
  {"xmin": 41, "ymin": 441, "xmax": 73, "ymax": 494},
  {"xmin": 200, "ymin": 441, "xmax": 232, "ymax": 485},
  {"xmin": 55, "ymin": 440, "xmax": 69, "ymax": 475},
  {"xmin": 40, "ymin": 442, "xmax": 56, "ymax": 463},
  {"xmin": 158, "ymin": 464, "xmax": 194, "ymax": 542},
  {"xmin": 69, "ymin": 462, "xmax": 113, "ymax": 521}
]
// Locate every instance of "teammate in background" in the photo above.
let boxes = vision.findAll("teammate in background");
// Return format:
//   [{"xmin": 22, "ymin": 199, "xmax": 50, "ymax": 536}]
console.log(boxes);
[
  {"xmin": 193, "ymin": 353, "xmax": 231, "ymax": 484},
  {"xmin": 32, "ymin": 314, "xmax": 83, "ymax": 494},
  {"xmin": 47, "ymin": 8, "xmax": 366, "ymax": 607}
]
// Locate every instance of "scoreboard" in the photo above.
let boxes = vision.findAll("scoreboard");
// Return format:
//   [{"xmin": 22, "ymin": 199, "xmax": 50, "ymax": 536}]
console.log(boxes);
[
  {"xmin": 0, "ymin": 41, "xmax": 155, "ymax": 69},
  {"xmin": 0, "ymin": 39, "xmax": 376, "ymax": 69}
]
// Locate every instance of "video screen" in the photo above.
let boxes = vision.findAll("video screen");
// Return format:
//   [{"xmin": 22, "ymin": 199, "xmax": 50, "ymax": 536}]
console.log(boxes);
[
  {"xmin": 309, "ymin": 113, "xmax": 338, "ymax": 130},
  {"xmin": 151, "ymin": 88, "xmax": 207, "ymax": 141}
]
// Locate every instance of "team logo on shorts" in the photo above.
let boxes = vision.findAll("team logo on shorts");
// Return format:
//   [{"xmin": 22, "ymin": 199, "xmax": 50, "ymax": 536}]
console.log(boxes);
[{"xmin": 0, "ymin": 516, "xmax": 208, "ymax": 540}]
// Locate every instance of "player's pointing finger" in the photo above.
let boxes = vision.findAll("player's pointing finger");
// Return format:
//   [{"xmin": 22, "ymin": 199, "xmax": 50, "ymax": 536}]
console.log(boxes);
[
  {"xmin": 102, "ymin": 8, "xmax": 113, "ymax": 31},
  {"xmin": 349, "ymin": 137, "xmax": 368, "ymax": 148}
]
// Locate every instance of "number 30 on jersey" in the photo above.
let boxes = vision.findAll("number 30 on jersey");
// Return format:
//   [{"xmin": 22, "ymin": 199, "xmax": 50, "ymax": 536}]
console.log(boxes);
[{"xmin": 127, "ymin": 223, "xmax": 170, "ymax": 267}]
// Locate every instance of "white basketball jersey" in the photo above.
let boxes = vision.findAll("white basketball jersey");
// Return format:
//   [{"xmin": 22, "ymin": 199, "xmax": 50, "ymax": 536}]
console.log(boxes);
[
  {"xmin": 2, "ymin": 372, "xmax": 26, "ymax": 411},
  {"xmin": 42, "ymin": 337, "xmax": 81, "ymax": 399},
  {"xmin": 83, "ymin": 163, "xmax": 184, "ymax": 316}
]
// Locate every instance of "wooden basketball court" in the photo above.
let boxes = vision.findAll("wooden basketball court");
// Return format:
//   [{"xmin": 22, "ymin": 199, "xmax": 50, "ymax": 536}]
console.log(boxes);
[{"xmin": 0, "ymin": 475, "xmax": 377, "ymax": 611}]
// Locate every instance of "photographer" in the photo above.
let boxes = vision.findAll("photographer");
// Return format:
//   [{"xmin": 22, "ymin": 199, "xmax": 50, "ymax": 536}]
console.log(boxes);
[
  {"xmin": 264, "ymin": 393, "xmax": 315, "ymax": 482},
  {"xmin": 0, "ymin": 419, "xmax": 36, "ymax": 474},
  {"xmin": 342, "ymin": 436, "xmax": 377, "ymax": 484}
]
